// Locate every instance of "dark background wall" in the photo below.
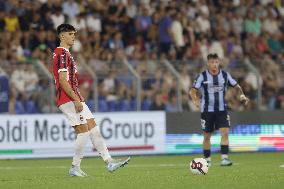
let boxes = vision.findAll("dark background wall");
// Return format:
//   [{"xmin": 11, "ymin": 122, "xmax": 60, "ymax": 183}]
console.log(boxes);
[{"xmin": 166, "ymin": 111, "xmax": 284, "ymax": 134}]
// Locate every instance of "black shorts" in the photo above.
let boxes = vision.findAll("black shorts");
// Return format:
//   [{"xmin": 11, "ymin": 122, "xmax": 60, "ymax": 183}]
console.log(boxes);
[{"xmin": 201, "ymin": 111, "xmax": 230, "ymax": 132}]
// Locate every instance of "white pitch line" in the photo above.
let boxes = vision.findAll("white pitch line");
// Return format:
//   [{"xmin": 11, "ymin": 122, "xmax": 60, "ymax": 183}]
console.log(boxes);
[
  {"xmin": 279, "ymin": 165, "xmax": 284, "ymax": 168},
  {"xmin": 0, "ymin": 164, "xmax": 187, "ymax": 170},
  {"xmin": 0, "ymin": 163, "xmax": 240, "ymax": 170}
]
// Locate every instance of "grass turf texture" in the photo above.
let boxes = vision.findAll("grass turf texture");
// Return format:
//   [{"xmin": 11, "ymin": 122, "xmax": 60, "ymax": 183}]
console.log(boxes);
[{"xmin": 0, "ymin": 152, "xmax": 283, "ymax": 189}]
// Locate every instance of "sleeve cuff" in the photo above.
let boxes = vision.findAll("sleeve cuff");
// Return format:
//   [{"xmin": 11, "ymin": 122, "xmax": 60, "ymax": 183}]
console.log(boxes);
[
  {"xmin": 232, "ymin": 83, "xmax": 238, "ymax": 87},
  {"xmin": 58, "ymin": 68, "xmax": 67, "ymax": 73},
  {"xmin": 191, "ymin": 86, "xmax": 199, "ymax": 90}
]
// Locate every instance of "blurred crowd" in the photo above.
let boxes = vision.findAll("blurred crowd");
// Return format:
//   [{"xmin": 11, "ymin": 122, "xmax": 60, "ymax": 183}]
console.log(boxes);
[{"xmin": 0, "ymin": 0, "xmax": 284, "ymax": 114}]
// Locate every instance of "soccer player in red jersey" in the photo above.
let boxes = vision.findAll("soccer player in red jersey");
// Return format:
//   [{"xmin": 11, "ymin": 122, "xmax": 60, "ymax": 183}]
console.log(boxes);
[{"xmin": 52, "ymin": 24, "xmax": 130, "ymax": 177}]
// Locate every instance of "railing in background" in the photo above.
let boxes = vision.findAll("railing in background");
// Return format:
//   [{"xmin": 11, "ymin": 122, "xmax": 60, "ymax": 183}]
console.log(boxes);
[
  {"xmin": 35, "ymin": 60, "xmax": 56, "ymax": 113},
  {"xmin": 79, "ymin": 62, "xmax": 98, "ymax": 112},
  {"xmin": 244, "ymin": 57, "xmax": 262, "ymax": 109},
  {"xmin": 163, "ymin": 59, "xmax": 182, "ymax": 112},
  {"xmin": 123, "ymin": 58, "xmax": 141, "ymax": 111},
  {"xmin": 4, "ymin": 57, "xmax": 271, "ymax": 113}
]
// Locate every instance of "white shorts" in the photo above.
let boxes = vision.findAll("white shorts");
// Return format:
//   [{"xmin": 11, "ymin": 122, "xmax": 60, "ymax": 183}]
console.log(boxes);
[{"xmin": 59, "ymin": 101, "xmax": 94, "ymax": 126}]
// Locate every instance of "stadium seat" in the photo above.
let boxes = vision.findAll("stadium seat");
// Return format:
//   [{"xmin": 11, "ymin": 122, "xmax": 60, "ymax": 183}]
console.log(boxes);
[
  {"xmin": 141, "ymin": 99, "xmax": 152, "ymax": 110},
  {"xmin": 25, "ymin": 100, "xmax": 39, "ymax": 114},
  {"xmin": 86, "ymin": 99, "xmax": 95, "ymax": 112},
  {"xmin": 107, "ymin": 100, "xmax": 118, "ymax": 112},
  {"xmin": 118, "ymin": 99, "xmax": 131, "ymax": 111},
  {"xmin": 15, "ymin": 100, "xmax": 26, "ymax": 114},
  {"xmin": 98, "ymin": 99, "xmax": 108, "ymax": 112}
]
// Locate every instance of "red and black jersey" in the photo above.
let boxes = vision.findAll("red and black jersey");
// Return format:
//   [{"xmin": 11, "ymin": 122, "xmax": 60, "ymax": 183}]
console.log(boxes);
[{"xmin": 52, "ymin": 47, "xmax": 84, "ymax": 107}]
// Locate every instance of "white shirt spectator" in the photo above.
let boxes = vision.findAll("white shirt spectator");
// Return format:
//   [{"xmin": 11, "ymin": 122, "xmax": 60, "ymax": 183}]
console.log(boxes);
[
  {"xmin": 126, "ymin": 0, "xmax": 137, "ymax": 18},
  {"xmin": 209, "ymin": 41, "xmax": 224, "ymax": 59},
  {"xmin": 86, "ymin": 14, "xmax": 102, "ymax": 32},
  {"xmin": 11, "ymin": 69, "xmax": 26, "ymax": 93},
  {"xmin": 260, "ymin": 0, "xmax": 273, "ymax": 5},
  {"xmin": 245, "ymin": 71, "xmax": 262, "ymax": 90},
  {"xmin": 72, "ymin": 39, "xmax": 82, "ymax": 52},
  {"xmin": 70, "ymin": 17, "xmax": 86, "ymax": 31},
  {"xmin": 233, "ymin": 0, "xmax": 240, "ymax": 6},
  {"xmin": 262, "ymin": 17, "xmax": 279, "ymax": 34},
  {"xmin": 36, "ymin": 0, "xmax": 47, "ymax": 3},
  {"xmin": 200, "ymin": 39, "xmax": 210, "ymax": 61},
  {"xmin": 231, "ymin": 15, "xmax": 243, "ymax": 34},
  {"xmin": 103, "ymin": 78, "xmax": 115, "ymax": 92},
  {"xmin": 199, "ymin": 4, "xmax": 209, "ymax": 16},
  {"xmin": 196, "ymin": 15, "xmax": 210, "ymax": 33},
  {"xmin": 187, "ymin": 6, "xmax": 197, "ymax": 20},
  {"xmin": 171, "ymin": 20, "xmax": 185, "ymax": 47},
  {"xmin": 180, "ymin": 71, "xmax": 191, "ymax": 92},
  {"xmin": 278, "ymin": 6, "xmax": 284, "ymax": 17},
  {"xmin": 24, "ymin": 67, "xmax": 39, "ymax": 93},
  {"xmin": 63, "ymin": 0, "xmax": 79, "ymax": 19},
  {"xmin": 0, "ymin": 67, "xmax": 6, "ymax": 76},
  {"xmin": 51, "ymin": 12, "xmax": 65, "ymax": 29}
]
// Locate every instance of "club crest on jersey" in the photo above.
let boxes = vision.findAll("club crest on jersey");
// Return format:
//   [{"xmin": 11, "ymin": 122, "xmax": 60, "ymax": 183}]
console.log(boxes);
[{"xmin": 80, "ymin": 115, "xmax": 84, "ymax": 121}]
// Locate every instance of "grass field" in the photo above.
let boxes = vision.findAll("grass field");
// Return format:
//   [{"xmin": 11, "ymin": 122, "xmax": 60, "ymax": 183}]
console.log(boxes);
[{"xmin": 0, "ymin": 152, "xmax": 283, "ymax": 189}]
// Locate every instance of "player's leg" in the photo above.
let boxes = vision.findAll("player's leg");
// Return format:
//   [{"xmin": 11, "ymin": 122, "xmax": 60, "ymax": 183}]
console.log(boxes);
[
  {"xmin": 86, "ymin": 118, "xmax": 112, "ymax": 163},
  {"xmin": 201, "ymin": 112, "xmax": 214, "ymax": 166},
  {"xmin": 69, "ymin": 124, "xmax": 89, "ymax": 177},
  {"xmin": 217, "ymin": 112, "xmax": 233, "ymax": 166},
  {"xmin": 82, "ymin": 102, "xmax": 130, "ymax": 172},
  {"xmin": 203, "ymin": 131, "xmax": 212, "ymax": 166},
  {"xmin": 59, "ymin": 101, "xmax": 90, "ymax": 177}
]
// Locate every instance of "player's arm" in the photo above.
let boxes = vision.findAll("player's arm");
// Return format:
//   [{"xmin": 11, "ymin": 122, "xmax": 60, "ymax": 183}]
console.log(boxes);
[
  {"xmin": 189, "ymin": 88, "xmax": 200, "ymax": 108},
  {"xmin": 227, "ymin": 72, "xmax": 249, "ymax": 106},
  {"xmin": 59, "ymin": 71, "xmax": 83, "ymax": 112},
  {"xmin": 189, "ymin": 73, "xmax": 203, "ymax": 108},
  {"xmin": 234, "ymin": 84, "xmax": 249, "ymax": 106}
]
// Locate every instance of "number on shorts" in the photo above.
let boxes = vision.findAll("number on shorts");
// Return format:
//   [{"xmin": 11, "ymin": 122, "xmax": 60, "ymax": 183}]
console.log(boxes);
[
  {"xmin": 227, "ymin": 115, "xmax": 230, "ymax": 127},
  {"xmin": 201, "ymin": 119, "xmax": 206, "ymax": 130}
]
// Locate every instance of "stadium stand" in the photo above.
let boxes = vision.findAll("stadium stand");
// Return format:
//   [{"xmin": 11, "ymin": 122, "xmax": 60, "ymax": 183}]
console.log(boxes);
[{"xmin": 0, "ymin": 0, "xmax": 283, "ymax": 113}]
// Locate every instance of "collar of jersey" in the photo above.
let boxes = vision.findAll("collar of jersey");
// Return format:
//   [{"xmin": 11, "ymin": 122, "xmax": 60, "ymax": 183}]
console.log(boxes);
[
  {"xmin": 206, "ymin": 69, "xmax": 221, "ymax": 77},
  {"xmin": 57, "ymin": 47, "xmax": 70, "ymax": 52}
]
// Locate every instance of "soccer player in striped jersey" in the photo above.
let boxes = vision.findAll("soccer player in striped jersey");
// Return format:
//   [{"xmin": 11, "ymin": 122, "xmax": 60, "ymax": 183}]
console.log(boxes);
[
  {"xmin": 189, "ymin": 53, "xmax": 249, "ymax": 166},
  {"xmin": 52, "ymin": 24, "xmax": 130, "ymax": 177}
]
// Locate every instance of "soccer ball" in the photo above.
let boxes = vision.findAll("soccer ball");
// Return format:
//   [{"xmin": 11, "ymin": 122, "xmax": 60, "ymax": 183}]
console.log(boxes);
[{"xmin": 189, "ymin": 158, "xmax": 209, "ymax": 175}]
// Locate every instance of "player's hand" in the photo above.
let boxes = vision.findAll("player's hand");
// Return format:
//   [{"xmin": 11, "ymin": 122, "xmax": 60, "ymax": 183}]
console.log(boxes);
[
  {"xmin": 240, "ymin": 94, "xmax": 249, "ymax": 106},
  {"xmin": 73, "ymin": 101, "xmax": 83, "ymax": 113},
  {"xmin": 193, "ymin": 99, "xmax": 200, "ymax": 109}
]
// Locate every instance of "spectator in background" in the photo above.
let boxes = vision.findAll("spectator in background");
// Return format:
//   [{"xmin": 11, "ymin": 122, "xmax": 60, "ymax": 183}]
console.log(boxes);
[
  {"xmin": 135, "ymin": 7, "xmax": 152, "ymax": 39},
  {"xmin": 180, "ymin": 68, "xmax": 191, "ymax": 93},
  {"xmin": 158, "ymin": 6, "xmax": 173, "ymax": 54},
  {"xmin": 166, "ymin": 95, "xmax": 178, "ymax": 112},
  {"xmin": 196, "ymin": 12, "xmax": 210, "ymax": 34},
  {"xmin": 62, "ymin": 0, "xmax": 79, "ymax": 20},
  {"xmin": 0, "ymin": 0, "xmax": 283, "ymax": 113},
  {"xmin": 4, "ymin": 10, "xmax": 19, "ymax": 32},
  {"xmin": 150, "ymin": 93, "xmax": 166, "ymax": 110},
  {"xmin": 86, "ymin": 13, "xmax": 102, "ymax": 33},
  {"xmin": 262, "ymin": 11, "xmax": 280, "ymax": 35},
  {"xmin": 24, "ymin": 63, "xmax": 39, "ymax": 97},
  {"xmin": 0, "ymin": 11, "xmax": 6, "ymax": 31},
  {"xmin": 244, "ymin": 12, "xmax": 261, "ymax": 36},
  {"xmin": 70, "ymin": 13, "xmax": 86, "ymax": 31},
  {"xmin": 51, "ymin": 8, "xmax": 65, "ymax": 29},
  {"xmin": 10, "ymin": 63, "xmax": 26, "ymax": 95},
  {"xmin": 126, "ymin": 0, "xmax": 137, "ymax": 18},
  {"xmin": 171, "ymin": 12, "xmax": 185, "ymax": 49},
  {"xmin": 267, "ymin": 33, "xmax": 283, "ymax": 55}
]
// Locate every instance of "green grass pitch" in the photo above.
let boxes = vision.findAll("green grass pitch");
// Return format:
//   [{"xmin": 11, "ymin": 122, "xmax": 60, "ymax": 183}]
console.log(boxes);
[{"xmin": 0, "ymin": 152, "xmax": 283, "ymax": 189}]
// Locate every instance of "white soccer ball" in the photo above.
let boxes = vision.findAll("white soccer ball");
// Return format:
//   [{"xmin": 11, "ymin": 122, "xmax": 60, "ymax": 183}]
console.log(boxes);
[{"xmin": 189, "ymin": 158, "xmax": 209, "ymax": 175}]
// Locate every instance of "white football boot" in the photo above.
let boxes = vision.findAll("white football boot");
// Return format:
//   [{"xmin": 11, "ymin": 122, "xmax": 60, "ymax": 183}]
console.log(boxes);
[
  {"xmin": 107, "ymin": 157, "xmax": 131, "ymax": 172},
  {"xmin": 69, "ymin": 165, "xmax": 88, "ymax": 177}
]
